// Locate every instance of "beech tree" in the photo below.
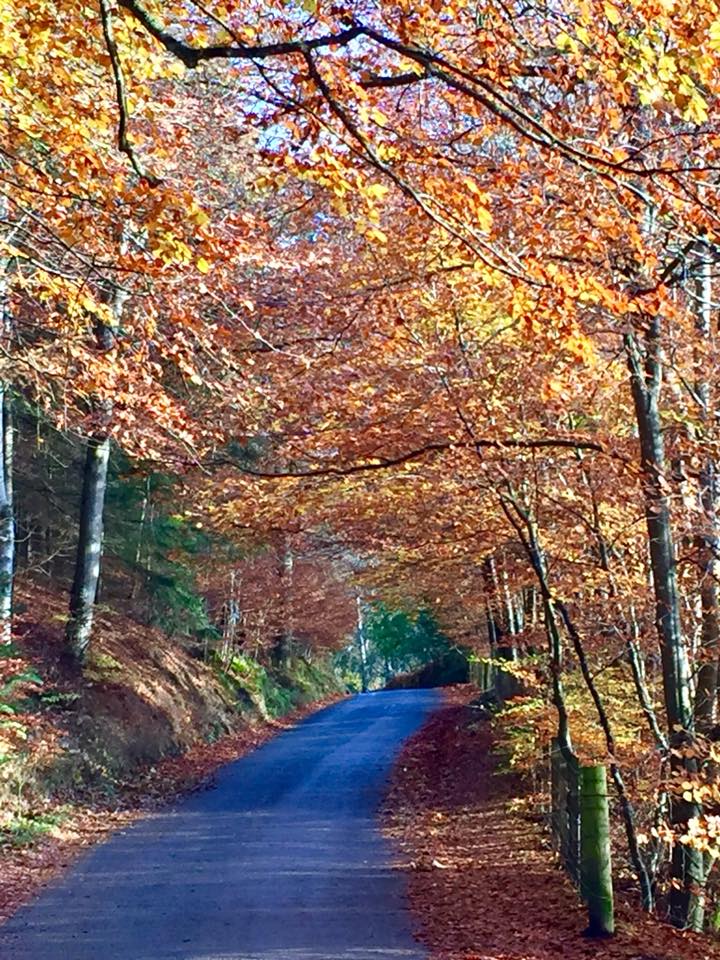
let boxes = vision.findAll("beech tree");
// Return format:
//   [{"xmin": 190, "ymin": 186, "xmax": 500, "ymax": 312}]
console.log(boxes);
[{"xmin": 7, "ymin": 0, "xmax": 720, "ymax": 933}]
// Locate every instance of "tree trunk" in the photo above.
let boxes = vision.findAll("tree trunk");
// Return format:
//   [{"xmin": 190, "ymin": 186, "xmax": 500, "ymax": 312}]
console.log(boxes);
[
  {"xmin": 0, "ymin": 386, "xmax": 14, "ymax": 644},
  {"xmin": 65, "ymin": 436, "xmax": 110, "ymax": 661},
  {"xmin": 625, "ymin": 326, "xmax": 704, "ymax": 930},
  {"xmin": 356, "ymin": 596, "xmax": 369, "ymax": 692},
  {"xmin": 273, "ymin": 538, "xmax": 294, "ymax": 667},
  {"xmin": 64, "ymin": 226, "xmax": 127, "ymax": 659},
  {"xmin": 129, "ymin": 475, "xmax": 150, "ymax": 600},
  {"xmin": 695, "ymin": 512, "xmax": 719, "ymax": 727},
  {"xmin": 0, "ymin": 194, "xmax": 15, "ymax": 645},
  {"xmin": 693, "ymin": 240, "xmax": 719, "ymax": 729}
]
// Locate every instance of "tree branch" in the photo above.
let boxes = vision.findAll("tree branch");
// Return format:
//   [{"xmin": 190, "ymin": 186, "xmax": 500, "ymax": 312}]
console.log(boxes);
[
  {"xmin": 99, "ymin": 0, "xmax": 161, "ymax": 186},
  {"xmin": 116, "ymin": 0, "xmax": 363, "ymax": 67},
  {"xmin": 213, "ymin": 435, "xmax": 609, "ymax": 479}
]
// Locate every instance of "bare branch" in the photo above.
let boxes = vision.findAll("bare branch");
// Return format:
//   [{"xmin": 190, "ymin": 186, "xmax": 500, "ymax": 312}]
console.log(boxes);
[{"xmin": 99, "ymin": 0, "xmax": 161, "ymax": 186}]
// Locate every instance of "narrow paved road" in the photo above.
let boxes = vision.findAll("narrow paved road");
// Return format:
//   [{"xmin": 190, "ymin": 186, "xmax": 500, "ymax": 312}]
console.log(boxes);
[{"xmin": 1, "ymin": 689, "xmax": 438, "ymax": 960}]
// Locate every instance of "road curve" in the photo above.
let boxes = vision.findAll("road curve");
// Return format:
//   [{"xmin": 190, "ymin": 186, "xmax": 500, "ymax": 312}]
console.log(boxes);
[{"xmin": 1, "ymin": 689, "xmax": 438, "ymax": 960}]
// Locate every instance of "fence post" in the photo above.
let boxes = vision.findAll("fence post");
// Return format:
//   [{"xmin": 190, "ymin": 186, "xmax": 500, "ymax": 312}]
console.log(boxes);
[
  {"xmin": 580, "ymin": 764, "xmax": 614, "ymax": 937},
  {"xmin": 550, "ymin": 738, "xmax": 562, "ymax": 853},
  {"xmin": 566, "ymin": 754, "xmax": 581, "ymax": 884}
]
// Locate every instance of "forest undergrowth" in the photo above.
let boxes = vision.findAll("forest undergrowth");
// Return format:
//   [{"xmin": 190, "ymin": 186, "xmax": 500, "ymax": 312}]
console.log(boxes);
[{"xmin": 383, "ymin": 687, "xmax": 717, "ymax": 960}]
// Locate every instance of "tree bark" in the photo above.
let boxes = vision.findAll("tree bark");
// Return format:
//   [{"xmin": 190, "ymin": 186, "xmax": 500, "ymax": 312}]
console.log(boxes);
[
  {"xmin": 625, "ymin": 326, "xmax": 704, "ymax": 930},
  {"xmin": 692, "ymin": 240, "xmax": 719, "ymax": 729},
  {"xmin": 0, "ymin": 386, "xmax": 14, "ymax": 644},
  {"xmin": 356, "ymin": 596, "xmax": 369, "ymax": 692},
  {"xmin": 273, "ymin": 538, "xmax": 294, "ymax": 666},
  {"xmin": 65, "ymin": 436, "xmax": 110, "ymax": 660},
  {"xmin": 0, "ymin": 194, "xmax": 15, "ymax": 645},
  {"xmin": 129, "ymin": 475, "xmax": 150, "ymax": 600},
  {"xmin": 64, "ymin": 226, "xmax": 128, "ymax": 660}
]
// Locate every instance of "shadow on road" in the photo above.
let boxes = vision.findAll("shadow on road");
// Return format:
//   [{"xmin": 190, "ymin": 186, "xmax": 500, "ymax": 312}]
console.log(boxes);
[{"xmin": 1, "ymin": 690, "xmax": 438, "ymax": 960}]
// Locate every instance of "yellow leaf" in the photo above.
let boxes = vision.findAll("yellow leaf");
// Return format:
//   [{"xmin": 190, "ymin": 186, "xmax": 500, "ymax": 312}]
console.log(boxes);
[
  {"xmin": 366, "ymin": 226, "xmax": 388, "ymax": 244},
  {"xmin": 366, "ymin": 183, "xmax": 389, "ymax": 201},
  {"xmin": 684, "ymin": 92, "xmax": 709, "ymax": 125},
  {"xmin": 709, "ymin": 21, "xmax": 720, "ymax": 51},
  {"xmin": 476, "ymin": 206, "xmax": 493, "ymax": 233},
  {"xmin": 197, "ymin": 257, "xmax": 211, "ymax": 274},
  {"xmin": 575, "ymin": 25, "xmax": 590, "ymax": 45},
  {"xmin": 190, "ymin": 207, "xmax": 210, "ymax": 228},
  {"xmin": 555, "ymin": 31, "xmax": 578, "ymax": 54},
  {"xmin": 603, "ymin": 2, "xmax": 621, "ymax": 25}
]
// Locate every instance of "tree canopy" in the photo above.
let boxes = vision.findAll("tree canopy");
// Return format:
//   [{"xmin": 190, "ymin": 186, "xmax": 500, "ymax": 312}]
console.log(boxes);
[{"xmin": 5, "ymin": 0, "xmax": 720, "ymax": 934}]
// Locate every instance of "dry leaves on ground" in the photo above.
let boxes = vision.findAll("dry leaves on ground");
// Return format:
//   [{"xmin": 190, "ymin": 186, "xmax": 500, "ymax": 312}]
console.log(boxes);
[{"xmin": 383, "ymin": 687, "xmax": 717, "ymax": 960}]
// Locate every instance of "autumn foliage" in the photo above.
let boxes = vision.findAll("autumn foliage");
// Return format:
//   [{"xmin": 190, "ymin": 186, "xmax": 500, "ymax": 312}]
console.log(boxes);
[{"xmin": 5, "ymin": 0, "xmax": 720, "ymax": 939}]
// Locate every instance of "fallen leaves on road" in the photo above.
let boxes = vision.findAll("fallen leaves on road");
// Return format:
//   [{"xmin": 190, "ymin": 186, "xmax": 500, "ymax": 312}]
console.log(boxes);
[{"xmin": 383, "ymin": 687, "xmax": 717, "ymax": 960}]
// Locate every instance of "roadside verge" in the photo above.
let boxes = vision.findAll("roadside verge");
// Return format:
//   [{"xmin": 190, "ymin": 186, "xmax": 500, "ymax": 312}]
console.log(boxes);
[
  {"xmin": 0, "ymin": 693, "xmax": 342, "ymax": 925},
  {"xmin": 382, "ymin": 687, "xmax": 713, "ymax": 960}
]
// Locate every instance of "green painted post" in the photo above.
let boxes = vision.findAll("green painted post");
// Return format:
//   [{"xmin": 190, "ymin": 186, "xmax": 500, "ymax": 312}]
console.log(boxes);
[{"xmin": 580, "ymin": 764, "xmax": 615, "ymax": 937}]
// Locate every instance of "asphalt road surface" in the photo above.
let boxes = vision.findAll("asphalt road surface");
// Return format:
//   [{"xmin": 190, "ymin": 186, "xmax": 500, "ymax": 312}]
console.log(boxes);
[{"xmin": 1, "ymin": 689, "xmax": 438, "ymax": 960}]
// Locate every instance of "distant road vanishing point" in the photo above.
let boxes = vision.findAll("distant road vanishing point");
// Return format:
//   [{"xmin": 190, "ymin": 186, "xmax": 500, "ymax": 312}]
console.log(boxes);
[{"xmin": 1, "ymin": 689, "xmax": 438, "ymax": 960}]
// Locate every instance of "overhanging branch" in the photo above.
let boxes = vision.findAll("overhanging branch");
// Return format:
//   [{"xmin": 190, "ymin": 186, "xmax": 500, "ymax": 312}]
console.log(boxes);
[
  {"xmin": 214, "ymin": 435, "xmax": 611, "ymax": 479},
  {"xmin": 117, "ymin": 0, "xmax": 363, "ymax": 67},
  {"xmin": 100, "ymin": 0, "xmax": 161, "ymax": 186}
]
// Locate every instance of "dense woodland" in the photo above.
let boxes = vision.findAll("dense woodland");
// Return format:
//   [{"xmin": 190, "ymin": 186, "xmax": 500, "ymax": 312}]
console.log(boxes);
[{"xmin": 4, "ymin": 0, "xmax": 720, "ymax": 939}]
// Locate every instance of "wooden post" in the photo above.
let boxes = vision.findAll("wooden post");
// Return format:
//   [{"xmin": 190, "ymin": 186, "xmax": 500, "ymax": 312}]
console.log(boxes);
[
  {"xmin": 566, "ymin": 754, "xmax": 581, "ymax": 884},
  {"xmin": 550, "ymin": 738, "xmax": 562, "ymax": 853},
  {"xmin": 580, "ymin": 764, "xmax": 615, "ymax": 937}
]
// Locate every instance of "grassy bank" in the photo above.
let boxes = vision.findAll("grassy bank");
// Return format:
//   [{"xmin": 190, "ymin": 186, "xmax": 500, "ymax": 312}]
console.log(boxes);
[{"xmin": 1, "ymin": 579, "xmax": 343, "ymax": 851}]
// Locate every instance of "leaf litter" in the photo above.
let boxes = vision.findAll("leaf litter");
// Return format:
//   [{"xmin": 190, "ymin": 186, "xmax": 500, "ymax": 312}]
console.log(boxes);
[{"xmin": 382, "ymin": 687, "xmax": 717, "ymax": 960}]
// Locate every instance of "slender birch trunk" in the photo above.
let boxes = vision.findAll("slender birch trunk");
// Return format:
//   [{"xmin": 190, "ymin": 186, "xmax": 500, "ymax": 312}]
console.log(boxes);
[
  {"xmin": 129, "ymin": 475, "xmax": 149, "ymax": 600},
  {"xmin": 66, "ymin": 436, "xmax": 111, "ymax": 660},
  {"xmin": 0, "ymin": 385, "xmax": 14, "ymax": 644},
  {"xmin": 693, "ymin": 241, "xmax": 719, "ymax": 729}
]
